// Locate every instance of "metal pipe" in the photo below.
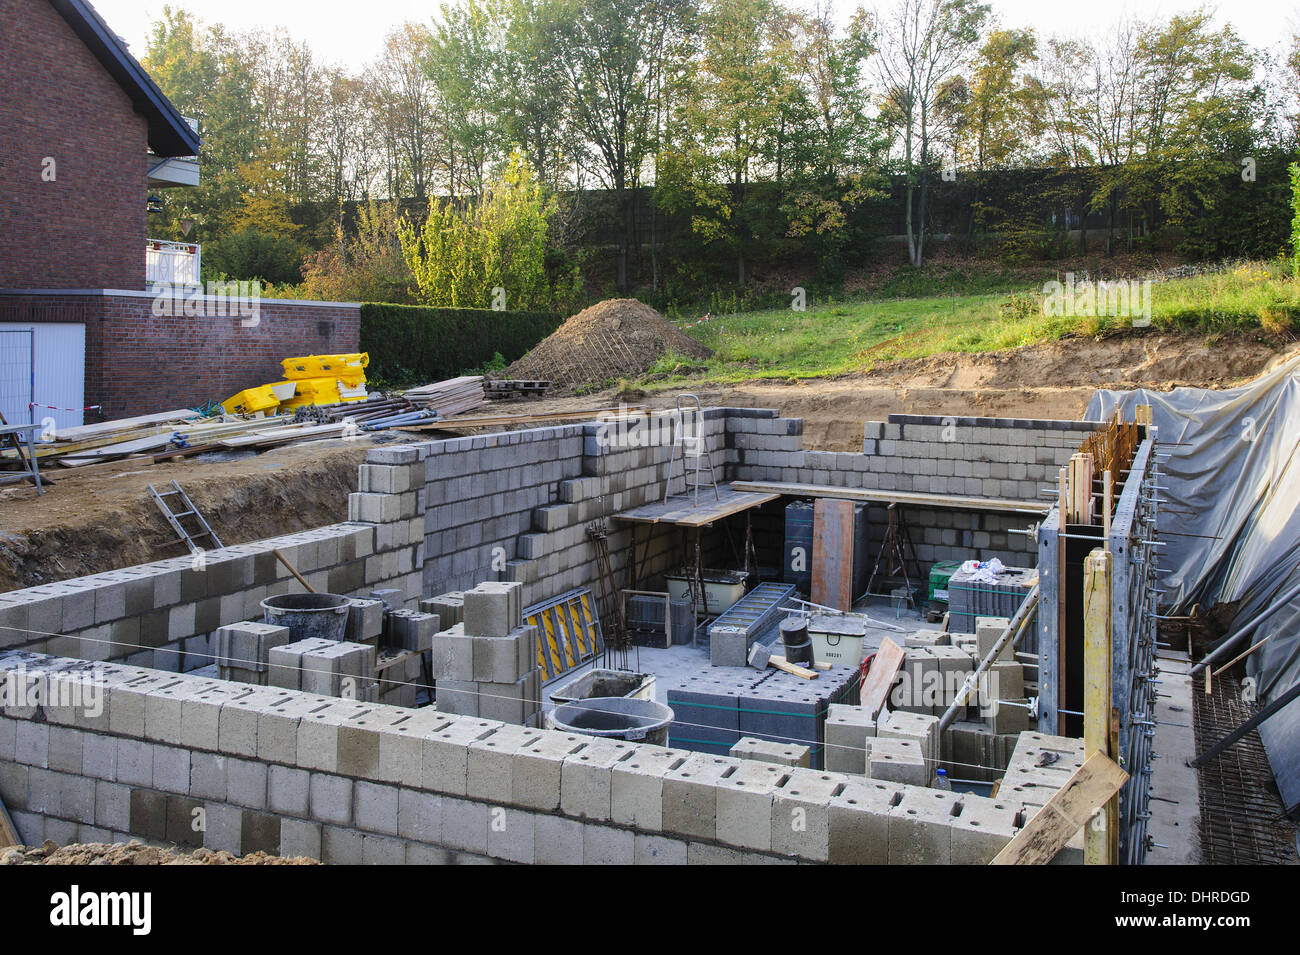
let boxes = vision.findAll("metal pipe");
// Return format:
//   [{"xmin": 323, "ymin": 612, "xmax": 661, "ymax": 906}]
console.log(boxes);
[
  {"xmin": 937, "ymin": 584, "xmax": 1039, "ymax": 732},
  {"xmin": 1190, "ymin": 571, "xmax": 1300, "ymax": 674}
]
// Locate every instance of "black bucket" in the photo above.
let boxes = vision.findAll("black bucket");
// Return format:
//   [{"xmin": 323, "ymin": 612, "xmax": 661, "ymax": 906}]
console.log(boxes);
[
  {"xmin": 783, "ymin": 636, "xmax": 814, "ymax": 666},
  {"xmin": 779, "ymin": 616, "xmax": 809, "ymax": 646},
  {"xmin": 261, "ymin": 592, "xmax": 351, "ymax": 642},
  {"xmin": 551, "ymin": 697, "xmax": 675, "ymax": 746}
]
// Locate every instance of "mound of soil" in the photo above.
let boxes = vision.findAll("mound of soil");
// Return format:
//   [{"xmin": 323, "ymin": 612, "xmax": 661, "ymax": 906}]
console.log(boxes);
[
  {"xmin": 506, "ymin": 298, "xmax": 711, "ymax": 389},
  {"xmin": 1, "ymin": 840, "xmax": 318, "ymax": 865}
]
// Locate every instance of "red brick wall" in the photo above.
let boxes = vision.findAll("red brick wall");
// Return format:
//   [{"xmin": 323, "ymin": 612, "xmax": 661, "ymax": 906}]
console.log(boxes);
[
  {"xmin": 0, "ymin": 0, "xmax": 149, "ymax": 290},
  {"xmin": 0, "ymin": 293, "xmax": 361, "ymax": 418}
]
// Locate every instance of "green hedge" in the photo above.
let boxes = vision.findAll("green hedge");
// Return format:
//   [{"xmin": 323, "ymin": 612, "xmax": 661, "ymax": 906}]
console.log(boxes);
[{"xmin": 359, "ymin": 303, "xmax": 563, "ymax": 386}]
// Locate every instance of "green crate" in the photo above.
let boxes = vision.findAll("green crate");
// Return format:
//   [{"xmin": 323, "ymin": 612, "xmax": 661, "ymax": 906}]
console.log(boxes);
[{"xmin": 928, "ymin": 560, "xmax": 963, "ymax": 604}]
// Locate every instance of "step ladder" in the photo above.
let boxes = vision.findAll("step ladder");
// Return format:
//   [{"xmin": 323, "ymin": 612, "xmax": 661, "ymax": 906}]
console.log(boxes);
[
  {"xmin": 148, "ymin": 480, "xmax": 223, "ymax": 555},
  {"xmin": 662, "ymin": 393, "xmax": 719, "ymax": 507}
]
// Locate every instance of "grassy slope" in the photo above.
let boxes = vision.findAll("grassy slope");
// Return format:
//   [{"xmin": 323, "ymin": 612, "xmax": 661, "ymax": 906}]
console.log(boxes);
[{"xmin": 645, "ymin": 260, "xmax": 1299, "ymax": 386}]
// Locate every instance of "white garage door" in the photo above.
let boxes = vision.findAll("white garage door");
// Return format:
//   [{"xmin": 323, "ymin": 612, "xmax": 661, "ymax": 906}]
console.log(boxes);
[{"xmin": 0, "ymin": 323, "xmax": 86, "ymax": 432}]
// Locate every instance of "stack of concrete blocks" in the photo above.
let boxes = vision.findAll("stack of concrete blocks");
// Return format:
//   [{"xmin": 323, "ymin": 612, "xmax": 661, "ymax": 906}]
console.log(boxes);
[
  {"xmin": 432, "ymin": 582, "xmax": 540, "ymax": 726},
  {"xmin": 382, "ymin": 608, "xmax": 438, "ymax": 653},
  {"xmin": 824, "ymin": 703, "xmax": 875, "ymax": 774},
  {"xmin": 729, "ymin": 736, "xmax": 811, "ymax": 767},
  {"xmin": 892, "ymin": 644, "xmax": 974, "ymax": 717},
  {"xmin": 904, "ymin": 630, "xmax": 949, "ymax": 648},
  {"xmin": 874, "ymin": 708, "xmax": 940, "ymax": 784},
  {"xmin": 973, "ymin": 616, "xmax": 1029, "ymax": 735},
  {"xmin": 420, "ymin": 592, "xmax": 463, "ymax": 629},
  {"xmin": 343, "ymin": 598, "xmax": 385, "ymax": 647},
  {"xmin": 865, "ymin": 737, "xmax": 927, "ymax": 785},
  {"xmin": 214, "ymin": 622, "xmax": 291, "ymax": 685},
  {"xmin": 942, "ymin": 720, "xmax": 1018, "ymax": 783},
  {"xmin": 268, "ymin": 637, "xmax": 377, "ymax": 701},
  {"xmin": 666, "ymin": 663, "xmax": 861, "ymax": 770},
  {"xmin": 998, "ymin": 732, "xmax": 1087, "ymax": 864}
]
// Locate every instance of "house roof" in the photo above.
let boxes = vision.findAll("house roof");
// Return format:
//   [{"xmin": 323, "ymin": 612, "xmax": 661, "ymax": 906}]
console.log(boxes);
[{"xmin": 50, "ymin": 0, "xmax": 201, "ymax": 158}]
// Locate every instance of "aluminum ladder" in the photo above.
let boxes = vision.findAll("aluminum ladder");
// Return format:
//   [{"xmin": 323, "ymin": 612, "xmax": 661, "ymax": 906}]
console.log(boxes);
[
  {"xmin": 148, "ymin": 480, "xmax": 223, "ymax": 555},
  {"xmin": 662, "ymin": 393, "xmax": 719, "ymax": 507}
]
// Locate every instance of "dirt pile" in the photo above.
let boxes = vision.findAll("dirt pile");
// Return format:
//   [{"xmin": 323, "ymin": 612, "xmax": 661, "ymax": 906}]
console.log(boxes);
[
  {"xmin": 1, "ymin": 840, "xmax": 318, "ymax": 865},
  {"xmin": 506, "ymin": 298, "xmax": 711, "ymax": 389}
]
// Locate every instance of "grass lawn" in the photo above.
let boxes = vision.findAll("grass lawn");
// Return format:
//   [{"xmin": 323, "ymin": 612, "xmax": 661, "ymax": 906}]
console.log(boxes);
[{"xmin": 644, "ymin": 260, "xmax": 1299, "ymax": 386}]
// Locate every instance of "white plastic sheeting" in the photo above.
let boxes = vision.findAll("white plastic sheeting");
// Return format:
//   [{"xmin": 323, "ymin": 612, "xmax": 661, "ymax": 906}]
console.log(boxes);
[{"xmin": 1087, "ymin": 354, "xmax": 1300, "ymax": 810}]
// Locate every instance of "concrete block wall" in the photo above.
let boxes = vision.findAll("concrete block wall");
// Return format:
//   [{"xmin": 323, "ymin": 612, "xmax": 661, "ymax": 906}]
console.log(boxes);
[
  {"xmin": 1, "ymin": 649, "xmax": 1051, "ymax": 864},
  {"xmin": 0, "ymin": 455, "xmax": 425, "ymax": 669},
  {"xmin": 727, "ymin": 411, "xmax": 1103, "ymax": 570},
  {"xmin": 411, "ymin": 409, "xmax": 735, "ymax": 605}
]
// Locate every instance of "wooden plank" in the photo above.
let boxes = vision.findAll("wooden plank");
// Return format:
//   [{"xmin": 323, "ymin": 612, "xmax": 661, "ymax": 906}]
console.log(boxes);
[
  {"xmin": 1083, "ymin": 548, "xmax": 1117, "ymax": 865},
  {"xmin": 860, "ymin": 636, "xmax": 905, "ymax": 718},
  {"xmin": 51, "ymin": 409, "xmax": 198, "ymax": 442},
  {"xmin": 614, "ymin": 485, "xmax": 780, "ymax": 528},
  {"xmin": 730, "ymin": 480, "xmax": 1048, "ymax": 515},
  {"xmin": 990, "ymin": 752, "xmax": 1128, "ymax": 865},
  {"xmin": 811, "ymin": 498, "xmax": 854, "ymax": 610}
]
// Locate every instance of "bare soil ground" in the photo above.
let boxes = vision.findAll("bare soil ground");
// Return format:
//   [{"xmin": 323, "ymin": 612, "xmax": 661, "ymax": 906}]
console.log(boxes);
[
  {"xmin": 1, "ymin": 840, "xmax": 317, "ymax": 865},
  {"xmin": 0, "ymin": 439, "xmax": 375, "ymax": 592},
  {"xmin": 0, "ymin": 331, "xmax": 1291, "ymax": 593},
  {"xmin": 515, "ymin": 330, "xmax": 1293, "ymax": 450}
]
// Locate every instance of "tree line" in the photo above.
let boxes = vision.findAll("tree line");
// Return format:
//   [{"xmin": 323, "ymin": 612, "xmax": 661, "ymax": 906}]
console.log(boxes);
[{"xmin": 143, "ymin": 0, "xmax": 1300, "ymax": 306}]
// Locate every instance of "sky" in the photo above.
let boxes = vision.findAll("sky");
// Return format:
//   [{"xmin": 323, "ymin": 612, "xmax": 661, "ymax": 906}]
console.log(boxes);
[{"xmin": 90, "ymin": 0, "xmax": 1298, "ymax": 72}]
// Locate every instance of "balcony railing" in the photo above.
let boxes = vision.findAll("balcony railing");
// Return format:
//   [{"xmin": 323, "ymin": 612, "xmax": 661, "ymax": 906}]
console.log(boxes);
[{"xmin": 146, "ymin": 239, "xmax": 201, "ymax": 285}]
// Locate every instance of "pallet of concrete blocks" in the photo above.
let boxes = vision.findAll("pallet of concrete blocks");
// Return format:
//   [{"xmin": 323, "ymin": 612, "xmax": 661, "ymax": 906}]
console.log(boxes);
[
  {"xmin": 215, "ymin": 621, "xmax": 292, "ymax": 685},
  {"xmin": 946, "ymin": 565, "xmax": 1036, "ymax": 634},
  {"xmin": 420, "ymin": 592, "xmax": 464, "ymax": 629},
  {"xmin": 382, "ymin": 607, "xmax": 439, "ymax": 653},
  {"xmin": 432, "ymin": 581, "xmax": 542, "ymax": 725},
  {"xmin": 269, "ymin": 636, "xmax": 377, "ymax": 699}
]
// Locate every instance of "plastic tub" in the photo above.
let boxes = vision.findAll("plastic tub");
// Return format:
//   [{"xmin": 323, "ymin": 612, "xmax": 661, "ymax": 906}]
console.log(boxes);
[
  {"xmin": 261, "ymin": 592, "xmax": 351, "ymax": 642},
  {"xmin": 548, "ymin": 668, "xmax": 656, "ymax": 705},
  {"xmin": 550, "ymin": 697, "xmax": 675, "ymax": 746}
]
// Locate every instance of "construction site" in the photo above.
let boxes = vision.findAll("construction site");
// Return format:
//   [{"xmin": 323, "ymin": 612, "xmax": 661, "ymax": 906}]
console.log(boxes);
[
  {"xmin": 0, "ymin": 0, "xmax": 1295, "ymax": 875},
  {"xmin": 1, "ymin": 310, "xmax": 1297, "ymax": 868}
]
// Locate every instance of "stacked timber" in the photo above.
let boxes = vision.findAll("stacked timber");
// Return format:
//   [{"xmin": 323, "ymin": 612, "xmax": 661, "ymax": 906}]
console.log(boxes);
[{"xmin": 403, "ymin": 376, "xmax": 486, "ymax": 417}]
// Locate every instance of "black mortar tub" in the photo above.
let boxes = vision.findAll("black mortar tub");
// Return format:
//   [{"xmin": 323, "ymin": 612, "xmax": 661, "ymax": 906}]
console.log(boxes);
[
  {"xmin": 550, "ymin": 697, "xmax": 675, "ymax": 746},
  {"xmin": 261, "ymin": 592, "xmax": 351, "ymax": 642}
]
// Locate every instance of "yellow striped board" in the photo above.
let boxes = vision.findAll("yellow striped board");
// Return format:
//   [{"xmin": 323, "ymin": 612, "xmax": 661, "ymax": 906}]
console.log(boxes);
[{"xmin": 524, "ymin": 589, "xmax": 605, "ymax": 682}]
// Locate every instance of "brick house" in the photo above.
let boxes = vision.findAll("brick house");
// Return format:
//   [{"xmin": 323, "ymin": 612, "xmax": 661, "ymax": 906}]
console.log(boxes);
[{"xmin": 0, "ymin": 0, "xmax": 358, "ymax": 428}]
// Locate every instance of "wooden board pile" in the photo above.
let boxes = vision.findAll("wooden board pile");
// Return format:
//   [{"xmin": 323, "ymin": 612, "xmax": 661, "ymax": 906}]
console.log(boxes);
[{"xmin": 402, "ymin": 376, "xmax": 486, "ymax": 417}]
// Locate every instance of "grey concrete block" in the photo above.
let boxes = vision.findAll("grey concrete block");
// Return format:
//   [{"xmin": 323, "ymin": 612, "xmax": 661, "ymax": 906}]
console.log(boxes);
[
  {"xmin": 662, "ymin": 753, "xmax": 740, "ymax": 841},
  {"xmin": 561, "ymin": 737, "xmax": 633, "ymax": 820}
]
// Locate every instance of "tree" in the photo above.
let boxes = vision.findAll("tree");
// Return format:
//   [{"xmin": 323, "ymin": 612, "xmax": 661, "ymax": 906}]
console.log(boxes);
[
  {"xmin": 555, "ymin": 0, "xmax": 693, "ymax": 292},
  {"xmin": 398, "ymin": 153, "xmax": 578, "ymax": 309},
  {"xmin": 368, "ymin": 24, "xmax": 443, "ymax": 200},
  {"xmin": 656, "ymin": 0, "xmax": 793, "ymax": 285},
  {"xmin": 782, "ymin": 4, "xmax": 888, "ymax": 280},
  {"xmin": 953, "ymin": 28, "xmax": 1038, "ymax": 254},
  {"xmin": 875, "ymin": 0, "xmax": 989, "ymax": 267}
]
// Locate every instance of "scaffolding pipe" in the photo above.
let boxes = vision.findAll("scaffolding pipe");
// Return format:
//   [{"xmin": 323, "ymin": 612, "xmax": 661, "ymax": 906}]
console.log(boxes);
[
  {"xmin": 1190, "ymin": 573, "xmax": 1300, "ymax": 675},
  {"xmin": 937, "ymin": 584, "xmax": 1039, "ymax": 733}
]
